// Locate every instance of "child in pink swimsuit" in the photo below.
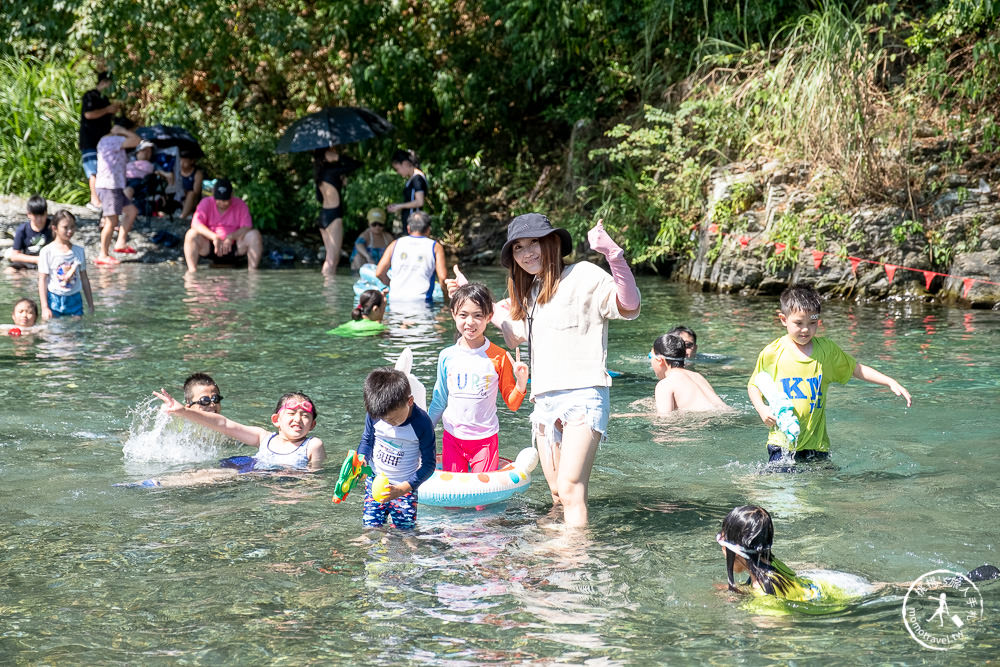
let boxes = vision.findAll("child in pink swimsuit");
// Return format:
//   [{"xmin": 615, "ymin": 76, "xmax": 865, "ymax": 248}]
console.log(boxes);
[{"xmin": 428, "ymin": 283, "xmax": 529, "ymax": 473}]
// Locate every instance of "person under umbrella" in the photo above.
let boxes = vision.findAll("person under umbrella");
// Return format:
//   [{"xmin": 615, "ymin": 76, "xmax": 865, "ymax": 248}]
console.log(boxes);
[
  {"xmin": 275, "ymin": 107, "xmax": 393, "ymax": 274},
  {"xmin": 313, "ymin": 146, "xmax": 361, "ymax": 275}
]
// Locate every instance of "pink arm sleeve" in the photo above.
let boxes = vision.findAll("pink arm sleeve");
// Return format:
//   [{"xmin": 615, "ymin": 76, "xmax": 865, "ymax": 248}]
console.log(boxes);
[{"xmin": 587, "ymin": 222, "xmax": 640, "ymax": 311}]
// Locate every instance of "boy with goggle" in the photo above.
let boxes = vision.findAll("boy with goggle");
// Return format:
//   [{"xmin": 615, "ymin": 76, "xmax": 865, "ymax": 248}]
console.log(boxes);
[{"xmin": 117, "ymin": 390, "xmax": 326, "ymax": 487}]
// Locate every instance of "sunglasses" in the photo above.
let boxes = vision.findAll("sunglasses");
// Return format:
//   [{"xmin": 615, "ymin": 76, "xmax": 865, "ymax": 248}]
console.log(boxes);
[
  {"xmin": 370, "ymin": 222, "xmax": 384, "ymax": 227},
  {"xmin": 188, "ymin": 394, "xmax": 223, "ymax": 407},
  {"xmin": 280, "ymin": 399, "xmax": 314, "ymax": 414},
  {"xmin": 682, "ymin": 341, "xmax": 696, "ymax": 349}
]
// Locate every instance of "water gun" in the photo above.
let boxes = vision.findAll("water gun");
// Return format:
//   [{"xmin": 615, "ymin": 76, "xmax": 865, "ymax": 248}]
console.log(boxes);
[
  {"xmin": 371, "ymin": 473, "xmax": 392, "ymax": 503},
  {"xmin": 332, "ymin": 449, "xmax": 372, "ymax": 503},
  {"xmin": 753, "ymin": 371, "xmax": 800, "ymax": 447}
]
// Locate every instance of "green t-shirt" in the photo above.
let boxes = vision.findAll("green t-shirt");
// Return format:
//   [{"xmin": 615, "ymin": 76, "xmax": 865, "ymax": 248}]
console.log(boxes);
[
  {"xmin": 749, "ymin": 336, "xmax": 856, "ymax": 452},
  {"xmin": 743, "ymin": 557, "xmax": 868, "ymax": 616},
  {"xmin": 326, "ymin": 319, "xmax": 386, "ymax": 338}
]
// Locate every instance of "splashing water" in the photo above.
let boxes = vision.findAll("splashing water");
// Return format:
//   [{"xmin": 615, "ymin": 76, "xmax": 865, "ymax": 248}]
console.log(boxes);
[{"xmin": 121, "ymin": 397, "xmax": 229, "ymax": 464}]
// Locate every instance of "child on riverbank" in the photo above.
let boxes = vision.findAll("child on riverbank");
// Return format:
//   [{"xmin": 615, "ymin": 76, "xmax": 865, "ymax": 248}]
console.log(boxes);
[
  {"xmin": 748, "ymin": 284, "xmax": 911, "ymax": 465},
  {"xmin": 650, "ymin": 334, "xmax": 728, "ymax": 414},
  {"xmin": 37, "ymin": 211, "xmax": 94, "ymax": 319},
  {"xmin": 7, "ymin": 195, "xmax": 52, "ymax": 272},
  {"xmin": 95, "ymin": 123, "xmax": 141, "ymax": 263},
  {"xmin": 429, "ymin": 283, "xmax": 528, "ymax": 472},
  {"xmin": 357, "ymin": 368, "xmax": 436, "ymax": 529}
]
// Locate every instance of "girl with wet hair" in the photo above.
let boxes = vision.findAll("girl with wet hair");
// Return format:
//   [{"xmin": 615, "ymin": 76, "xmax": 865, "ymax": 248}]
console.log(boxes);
[{"xmin": 717, "ymin": 505, "xmax": 809, "ymax": 598}]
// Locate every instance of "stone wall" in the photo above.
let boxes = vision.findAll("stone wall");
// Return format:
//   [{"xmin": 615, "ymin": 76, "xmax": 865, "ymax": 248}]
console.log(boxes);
[{"xmin": 678, "ymin": 159, "xmax": 1000, "ymax": 309}]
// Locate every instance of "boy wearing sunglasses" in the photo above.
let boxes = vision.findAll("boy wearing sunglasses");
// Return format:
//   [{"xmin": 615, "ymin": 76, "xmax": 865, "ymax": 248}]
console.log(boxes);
[
  {"xmin": 183, "ymin": 373, "xmax": 224, "ymax": 414},
  {"xmin": 117, "ymin": 390, "xmax": 326, "ymax": 488}
]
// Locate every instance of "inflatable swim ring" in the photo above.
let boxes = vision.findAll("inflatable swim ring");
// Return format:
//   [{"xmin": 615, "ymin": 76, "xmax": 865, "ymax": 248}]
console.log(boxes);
[
  {"xmin": 419, "ymin": 447, "xmax": 538, "ymax": 508},
  {"xmin": 326, "ymin": 319, "xmax": 386, "ymax": 337},
  {"xmin": 354, "ymin": 263, "xmax": 443, "ymax": 302}
]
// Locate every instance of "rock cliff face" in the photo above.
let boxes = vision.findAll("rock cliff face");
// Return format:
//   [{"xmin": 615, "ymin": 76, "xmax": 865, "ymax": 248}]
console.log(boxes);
[{"xmin": 678, "ymin": 158, "xmax": 1000, "ymax": 309}]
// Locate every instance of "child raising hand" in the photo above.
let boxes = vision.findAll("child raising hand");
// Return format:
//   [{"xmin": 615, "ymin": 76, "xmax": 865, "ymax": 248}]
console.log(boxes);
[{"xmin": 153, "ymin": 389, "xmax": 326, "ymax": 470}]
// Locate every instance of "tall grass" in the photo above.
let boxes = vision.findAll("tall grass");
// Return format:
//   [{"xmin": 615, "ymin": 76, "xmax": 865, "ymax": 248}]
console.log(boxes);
[
  {"xmin": 742, "ymin": 1, "xmax": 890, "ymax": 199},
  {"xmin": 0, "ymin": 55, "xmax": 89, "ymax": 205}
]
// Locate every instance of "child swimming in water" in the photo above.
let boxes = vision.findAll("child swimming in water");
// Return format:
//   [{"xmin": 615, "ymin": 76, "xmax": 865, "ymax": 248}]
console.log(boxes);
[
  {"xmin": 717, "ymin": 505, "xmax": 999, "ymax": 613},
  {"xmin": 429, "ymin": 283, "xmax": 528, "ymax": 472},
  {"xmin": 717, "ymin": 505, "xmax": 825, "ymax": 602},
  {"xmin": 667, "ymin": 325, "xmax": 698, "ymax": 359},
  {"xmin": 327, "ymin": 289, "xmax": 386, "ymax": 337},
  {"xmin": 120, "ymin": 390, "xmax": 326, "ymax": 487},
  {"xmin": 2, "ymin": 298, "xmax": 42, "ymax": 335},
  {"xmin": 650, "ymin": 334, "xmax": 728, "ymax": 414}
]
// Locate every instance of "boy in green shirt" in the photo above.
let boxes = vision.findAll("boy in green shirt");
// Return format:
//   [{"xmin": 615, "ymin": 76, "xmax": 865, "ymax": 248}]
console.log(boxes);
[{"xmin": 748, "ymin": 284, "xmax": 911, "ymax": 465}]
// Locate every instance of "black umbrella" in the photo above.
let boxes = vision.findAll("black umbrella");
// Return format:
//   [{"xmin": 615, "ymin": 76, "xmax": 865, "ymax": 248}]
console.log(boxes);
[
  {"xmin": 275, "ymin": 107, "xmax": 394, "ymax": 154},
  {"xmin": 137, "ymin": 124, "xmax": 204, "ymax": 158}
]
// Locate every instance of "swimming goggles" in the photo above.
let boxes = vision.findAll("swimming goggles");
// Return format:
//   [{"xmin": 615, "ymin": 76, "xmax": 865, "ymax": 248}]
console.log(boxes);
[
  {"xmin": 280, "ymin": 399, "xmax": 314, "ymax": 414},
  {"xmin": 716, "ymin": 533, "xmax": 760, "ymax": 559},
  {"xmin": 648, "ymin": 352, "xmax": 685, "ymax": 362},
  {"xmin": 188, "ymin": 394, "xmax": 223, "ymax": 407}
]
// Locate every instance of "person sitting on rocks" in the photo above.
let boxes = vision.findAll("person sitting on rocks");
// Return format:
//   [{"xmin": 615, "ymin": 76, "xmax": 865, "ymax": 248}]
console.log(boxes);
[
  {"xmin": 183, "ymin": 179, "xmax": 263, "ymax": 273},
  {"xmin": 177, "ymin": 149, "xmax": 204, "ymax": 221}
]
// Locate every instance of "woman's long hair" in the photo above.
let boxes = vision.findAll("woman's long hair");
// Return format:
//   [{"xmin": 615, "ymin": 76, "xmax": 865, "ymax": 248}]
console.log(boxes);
[
  {"xmin": 719, "ymin": 505, "xmax": 795, "ymax": 597},
  {"xmin": 507, "ymin": 234, "xmax": 565, "ymax": 321}
]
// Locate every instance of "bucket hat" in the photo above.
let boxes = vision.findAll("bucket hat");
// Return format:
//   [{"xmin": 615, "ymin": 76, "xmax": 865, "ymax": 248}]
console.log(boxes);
[{"xmin": 500, "ymin": 213, "xmax": 572, "ymax": 268}]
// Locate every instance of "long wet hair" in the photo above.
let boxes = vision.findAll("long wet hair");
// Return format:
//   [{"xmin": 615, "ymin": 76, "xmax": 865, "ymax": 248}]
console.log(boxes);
[
  {"xmin": 719, "ymin": 505, "xmax": 796, "ymax": 596},
  {"xmin": 352, "ymin": 289, "xmax": 384, "ymax": 321},
  {"xmin": 507, "ymin": 233, "xmax": 565, "ymax": 321}
]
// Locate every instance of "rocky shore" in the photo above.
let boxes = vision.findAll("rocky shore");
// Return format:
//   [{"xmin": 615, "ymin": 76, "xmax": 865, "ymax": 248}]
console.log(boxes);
[
  {"xmin": 679, "ymin": 155, "xmax": 1000, "ymax": 309},
  {"xmin": 0, "ymin": 194, "xmax": 323, "ymax": 269}
]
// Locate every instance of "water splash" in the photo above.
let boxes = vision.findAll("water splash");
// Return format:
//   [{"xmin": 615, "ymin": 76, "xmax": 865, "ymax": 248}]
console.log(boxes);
[{"xmin": 121, "ymin": 397, "xmax": 228, "ymax": 463}]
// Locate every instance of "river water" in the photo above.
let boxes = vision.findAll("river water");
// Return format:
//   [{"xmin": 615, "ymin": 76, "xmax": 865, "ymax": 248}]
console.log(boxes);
[{"xmin": 1, "ymin": 265, "xmax": 997, "ymax": 664}]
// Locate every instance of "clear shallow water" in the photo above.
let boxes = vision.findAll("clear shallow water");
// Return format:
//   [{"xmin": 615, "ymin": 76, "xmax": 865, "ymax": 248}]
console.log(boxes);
[{"xmin": 1, "ymin": 265, "xmax": 998, "ymax": 664}]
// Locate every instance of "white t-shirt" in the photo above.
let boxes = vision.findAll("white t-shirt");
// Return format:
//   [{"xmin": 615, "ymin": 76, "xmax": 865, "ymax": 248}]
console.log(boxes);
[
  {"xmin": 388, "ymin": 235, "xmax": 437, "ymax": 302},
  {"xmin": 38, "ymin": 243, "xmax": 86, "ymax": 296},
  {"xmin": 507, "ymin": 261, "xmax": 639, "ymax": 397}
]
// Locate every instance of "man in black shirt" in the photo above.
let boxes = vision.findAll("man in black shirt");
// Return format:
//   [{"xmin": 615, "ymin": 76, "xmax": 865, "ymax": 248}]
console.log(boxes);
[{"xmin": 79, "ymin": 72, "xmax": 119, "ymax": 211}]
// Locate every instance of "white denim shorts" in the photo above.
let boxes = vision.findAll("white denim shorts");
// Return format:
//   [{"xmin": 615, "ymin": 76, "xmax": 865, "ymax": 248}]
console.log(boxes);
[{"xmin": 530, "ymin": 386, "xmax": 610, "ymax": 445}]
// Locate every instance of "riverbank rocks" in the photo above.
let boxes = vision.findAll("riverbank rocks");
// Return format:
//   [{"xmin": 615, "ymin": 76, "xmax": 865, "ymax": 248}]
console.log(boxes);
[
  {"xmin": 0, "ymin": 194, "xmax": 322, "ymax": 270},
  {"xmin": 677, "ymin": 155, "xmax": 1000, "ymax": 309}
]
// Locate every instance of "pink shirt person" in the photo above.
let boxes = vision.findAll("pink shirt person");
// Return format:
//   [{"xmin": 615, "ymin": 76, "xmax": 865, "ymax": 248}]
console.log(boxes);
[
  {"xmin": 192, "ymin": 195, "xmax": 252, "ymax": 240},
  {"xmin": 183, "ymin": 179, "xmax": 263, "ymax": 272}
]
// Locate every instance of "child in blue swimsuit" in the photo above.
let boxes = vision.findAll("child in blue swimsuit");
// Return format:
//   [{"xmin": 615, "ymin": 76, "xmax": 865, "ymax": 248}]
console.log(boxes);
[{"xmin": 124, "ymin": 390, "xmax": 327, "ymax": 487}]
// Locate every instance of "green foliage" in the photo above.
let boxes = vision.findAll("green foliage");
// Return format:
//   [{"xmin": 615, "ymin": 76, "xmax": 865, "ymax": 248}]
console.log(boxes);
[
  {"xmin": 0, "ymin": 55, "xmax": 89, "ymax": 204},
  {"xmin": 765, "ymin": 212, "xmax": 803, "ymax": 271},
  {"xmin": 891, "ymin": 218, "xmax": 924, "ymax": 245},
  {"xmin": 712, "ymin": 182, "xmax": 756, "ymax": 232},
  {"xmin": 1, "ymin": 0, "xmax": 999, "ymax": 275}
]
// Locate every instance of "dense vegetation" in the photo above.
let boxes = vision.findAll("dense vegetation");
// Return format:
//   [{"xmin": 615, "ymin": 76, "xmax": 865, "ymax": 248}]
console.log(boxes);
[{"xmin": 2, "ymin": 1, "xmax": 997, "ymax": 259}]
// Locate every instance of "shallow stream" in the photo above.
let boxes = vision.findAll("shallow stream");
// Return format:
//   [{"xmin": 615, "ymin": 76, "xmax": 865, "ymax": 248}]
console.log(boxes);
[{"xmin": 1, "ymin": 265, "xmax": 997, "ymax": 663}]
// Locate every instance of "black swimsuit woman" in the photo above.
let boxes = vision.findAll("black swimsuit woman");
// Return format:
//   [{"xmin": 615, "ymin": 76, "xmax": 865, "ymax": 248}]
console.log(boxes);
[{"xmin": 314, "ymin": 146, "xmax": 361, "ymax": 275}]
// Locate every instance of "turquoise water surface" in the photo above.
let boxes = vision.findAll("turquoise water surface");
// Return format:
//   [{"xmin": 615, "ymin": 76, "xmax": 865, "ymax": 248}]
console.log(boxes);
[{"xmin": 1, "ymin": 265, "xmax": 997, "ymax": 664}]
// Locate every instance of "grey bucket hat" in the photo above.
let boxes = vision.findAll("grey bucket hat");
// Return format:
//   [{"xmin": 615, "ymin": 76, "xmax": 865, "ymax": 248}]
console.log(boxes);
[{"xmin": 500, "ymin": 213, "xmax": 573, "ymax": 268}]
